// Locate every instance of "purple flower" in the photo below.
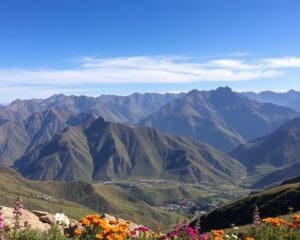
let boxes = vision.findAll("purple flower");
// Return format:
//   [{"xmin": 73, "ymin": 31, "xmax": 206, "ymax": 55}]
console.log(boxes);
[
  {"xmin": 167, "ymin": 230, "xmax": 177, "ymax": 239},
  {"xmin": 13, "ymin": 198, "xmax": 23, "ymax": 230}
]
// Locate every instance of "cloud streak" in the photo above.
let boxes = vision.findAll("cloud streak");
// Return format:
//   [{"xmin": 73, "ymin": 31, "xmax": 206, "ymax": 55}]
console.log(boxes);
[{"xmin": 2, "ymin": 55, "xmax": 298, "ymax": 86}]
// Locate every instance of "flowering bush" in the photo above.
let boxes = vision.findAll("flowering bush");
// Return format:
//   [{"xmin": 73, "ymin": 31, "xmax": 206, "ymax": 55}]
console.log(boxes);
[
  {"xmin": 0, "ymin": 198, "xmax": 299, "ymax": 240},
  {"xmin": 73, "ymin": 214, "xmax": 130, "ymax": 240},
  {"xmin": 252, "ymin": 215, "xmax": 300, "ymax": 240}
]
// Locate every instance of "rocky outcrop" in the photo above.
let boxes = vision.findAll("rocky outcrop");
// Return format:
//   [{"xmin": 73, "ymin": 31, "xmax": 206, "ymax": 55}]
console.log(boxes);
[
  {"xmin": 0, "ymin": 206, "xmax": 51, "ymax": 231},
  {"xmin": 0, "ymin": 206, "xmax": 141, "ymax": 233}
]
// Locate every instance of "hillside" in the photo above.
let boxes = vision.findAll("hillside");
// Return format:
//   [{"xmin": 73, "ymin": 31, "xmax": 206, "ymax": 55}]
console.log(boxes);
[
  {"xmin": 139, "ymin": 87, "xmax": 298, "ymax": 151},
  {"xmin": 230, "ymin": 128, "xmax": 300, "ymax": 171},
  {"xmin": 13, "ymin": 117, "xmax": 246, "ymax": 184},
  {"xmin": 0, "ymin": 166, "xmax": 181, "ymax": 229},
  {"xmin": 243, "ymin": 90, "xmax": 300, "ymax": 111},
  {"xmin": 190, "ymin": 181, "xmax": 300, "ymax": 231},
  {"xmin": 229, "ymin": 117, "xmax": 300, "ymax": 187}
]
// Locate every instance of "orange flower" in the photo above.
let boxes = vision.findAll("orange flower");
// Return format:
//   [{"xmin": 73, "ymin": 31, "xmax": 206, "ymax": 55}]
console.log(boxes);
[
  {"xmin": 211, "ymin": 229, "xmax": 224, "ymax": 235},
  {"xmin": 244, "ymin": 237, "xmax": 255, "ymax": 240},
  {"xmin": 292, "ymin": 214, "xmax": 300, "ymax": 223},
  {"xmin": 80, "ymin": 218, "xmax": 91, "ymax": 226},
  {"xmin": 109, "ymin": 219, "xmax": 119, "ymax": 225},
  {"xmin": 211, "ymin": 229, "xmax": 224, "ymax": 240},
  {"xmin": 96, "ymin": 233, "xmax": 104, "ymax": 239},
  {"xmin": 262, "ymin": 217, "xmax": 286, "ymax": 227},
  {"xmin": 73, "ymin": 228, "xmax": 82, "ymax": 236}
]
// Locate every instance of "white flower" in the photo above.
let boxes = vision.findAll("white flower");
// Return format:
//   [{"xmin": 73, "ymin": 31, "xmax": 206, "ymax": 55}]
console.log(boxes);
[
  {"xmin": 231, "ymin": 233, "xmax": 238, "ymax": 239},
  {"xmin": 55, "ymin": 213, "xmax": 70, "ymax": 225}
]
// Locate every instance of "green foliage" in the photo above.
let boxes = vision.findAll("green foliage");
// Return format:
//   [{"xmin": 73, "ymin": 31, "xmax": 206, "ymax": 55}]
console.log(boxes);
[{"xmin": 0, "ymin": 225, "xmax": 69, "ymax": 240}]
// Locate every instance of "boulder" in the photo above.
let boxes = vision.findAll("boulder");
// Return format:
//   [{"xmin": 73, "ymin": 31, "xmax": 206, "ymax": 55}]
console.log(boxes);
[
  {"xmin": 0, "ymin": 206, "xmax": 50, "ymax": 231},
  {"xmin": 39, "ymin": 214, "xmax": 56, "ymax": 225}
]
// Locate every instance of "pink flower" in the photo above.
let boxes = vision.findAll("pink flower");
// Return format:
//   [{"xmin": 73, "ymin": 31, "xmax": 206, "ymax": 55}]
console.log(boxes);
[{"xmin": 0, "ymin": 211, "xmax": 5, "ymax": 230}]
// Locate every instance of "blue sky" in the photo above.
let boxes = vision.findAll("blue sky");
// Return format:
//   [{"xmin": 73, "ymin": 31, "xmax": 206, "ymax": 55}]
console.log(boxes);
[{"xmin": 1, "ymin": 0, "xmax": 300, "ymax": 102}]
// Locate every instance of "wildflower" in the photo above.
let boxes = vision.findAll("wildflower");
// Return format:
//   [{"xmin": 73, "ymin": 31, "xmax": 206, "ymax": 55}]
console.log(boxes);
[
  {"xmin": 291, "ymin": 214, "xmax": 300, "ymax": 223},
  {"xmin": 80, "ymin": 217, "xmax": 91, "ymax": 226},
  {"xmin": 13, "ymin": 197, "xmax": 23, "ymax": 229},
  {"xmin": 0, "ymin": 207, "xmax": 5, "ymax": 230},
  {"xmin": 199, "ymin": 233, "xmax": 211, "ymax": 240},
  {"xmin": 244, "ymin": 237, "xmax": 255, "ymax": 240},
  {"xmin": 55, "ymin": 212, "xmax": 69, "ymax": 225},
  {"xmin": 231, "ymin": 233, "xmax": 238, "ymax": 239},
  {"xmin": 96, "ymin": 233, "xmax": 104, "ymax": 239},
  {"xmin": 252, "ymin": 206, "xmax": 261, "ymax": 228},
  {"xmin": 73, "ymin": 228, "xmax": 82, "ymax": 236},
  {"xmin": 262, "ymin": 217, "xmax": 286, "ymax": 227},
  {"xmin": 211, "ymin": 229, "xmax": 224, "ymax": 240}
]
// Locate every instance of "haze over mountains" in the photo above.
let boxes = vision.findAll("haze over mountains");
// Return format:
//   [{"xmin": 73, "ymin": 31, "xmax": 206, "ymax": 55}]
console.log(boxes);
[
  {"xmin": 1, "ymin": 87, "xmax": 300, "ymax": 189},
  {"xmin": 140, "ymin": 87, "xmax": 298, "ymax": 152},
  {"xmin": 0, "ymin": 92, "xmax": 183, "ymax": 124},
  {"xmin": 243, "ymin": 90, "xmax": 300, "ymax": 112}
]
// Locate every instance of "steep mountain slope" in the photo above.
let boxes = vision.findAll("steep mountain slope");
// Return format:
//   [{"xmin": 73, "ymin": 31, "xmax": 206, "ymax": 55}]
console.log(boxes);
[
  {"xmin": 191, "ymin": 182, "xmax": 300, "ymax": 231},
  {"xmin": 0, "ymin": 108, "xmax": 71, "ymax": 166},
  {"xmin": 0, "ymin": 166, "xmax": 180, "ymax": 229},
  {"xmin": 230, "ymin": 128, "xmax": 300, "ymax": 171},
  {"xmin": 0, "ymin": 119, "xmax": 31, "ymax": 166},
  {"xmin": 279, "ymin": 116, "xmax": 300, "ymax": 129},
  {"xmin": 229, "ymin": 117, "xmax": 300, "ymax": 187},
  {"xmin": 282, "ymin": 175, "xmax": 300, "ymax": 184},
  {"xmin": 139, "ymin": 87, "xmax": 298, "ymax": 152},
  {"xmin": 243, "ymin": 90, "xmax": 300, "ymax": 111},
  {"xmin": 14, "ymin": 117, "xmax": 246, "ymax": 184}
]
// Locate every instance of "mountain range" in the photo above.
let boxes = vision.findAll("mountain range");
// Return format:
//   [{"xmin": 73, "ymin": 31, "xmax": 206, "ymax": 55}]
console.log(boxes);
[
  {"xmin": 0, "ymin": 92, "xmax": 183, "ymax": 124},
  {"xmin": 1, "ymin": 87, "xmax": 300, "ymax": 188},
  {"xmin": 139, "ymin": 87, "xmax": 298, "ymax": 151},
  {"xmin": 12, "ymin": 116, "xmax": 246, "ymax": 183},
  {"xmin": 243, "ymin": 89, "xmax": 300, "ymax": 111}
]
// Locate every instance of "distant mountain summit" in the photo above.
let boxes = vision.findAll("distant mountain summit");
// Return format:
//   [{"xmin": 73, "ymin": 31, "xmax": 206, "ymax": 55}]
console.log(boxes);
[
  {"xmin": 139, "ymin": 87, "xmax": 298, "ymax": 151},
  {"xmin": 0, "ymin": 92, "xmax": 183, "ymax": 124},
  {"xmin": 243, "ymin": 89, "xmax": 300, "ymax": 111}
]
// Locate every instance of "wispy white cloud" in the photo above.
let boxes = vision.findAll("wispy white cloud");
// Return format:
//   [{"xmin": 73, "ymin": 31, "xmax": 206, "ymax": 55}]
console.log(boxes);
[
  {"xmin": 209, "ymin": 59, "xmax": 257, "ymax": 70},
  {"xmin": 262, "ymin": 57, "xmax": 300, "ymax": 69},
  {"xmin": 1, "ymin": 55, "xmax": 300, "ymax": 101},
  {"xmin": 0, "ymin": 55, "xmax": 290, "ymax": 87}
]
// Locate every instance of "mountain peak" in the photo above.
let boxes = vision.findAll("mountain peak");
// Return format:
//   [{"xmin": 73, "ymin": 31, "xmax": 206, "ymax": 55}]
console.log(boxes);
[{"xmin": 214, "ymin": 86, "xmax": 234, "ymax": 95}]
